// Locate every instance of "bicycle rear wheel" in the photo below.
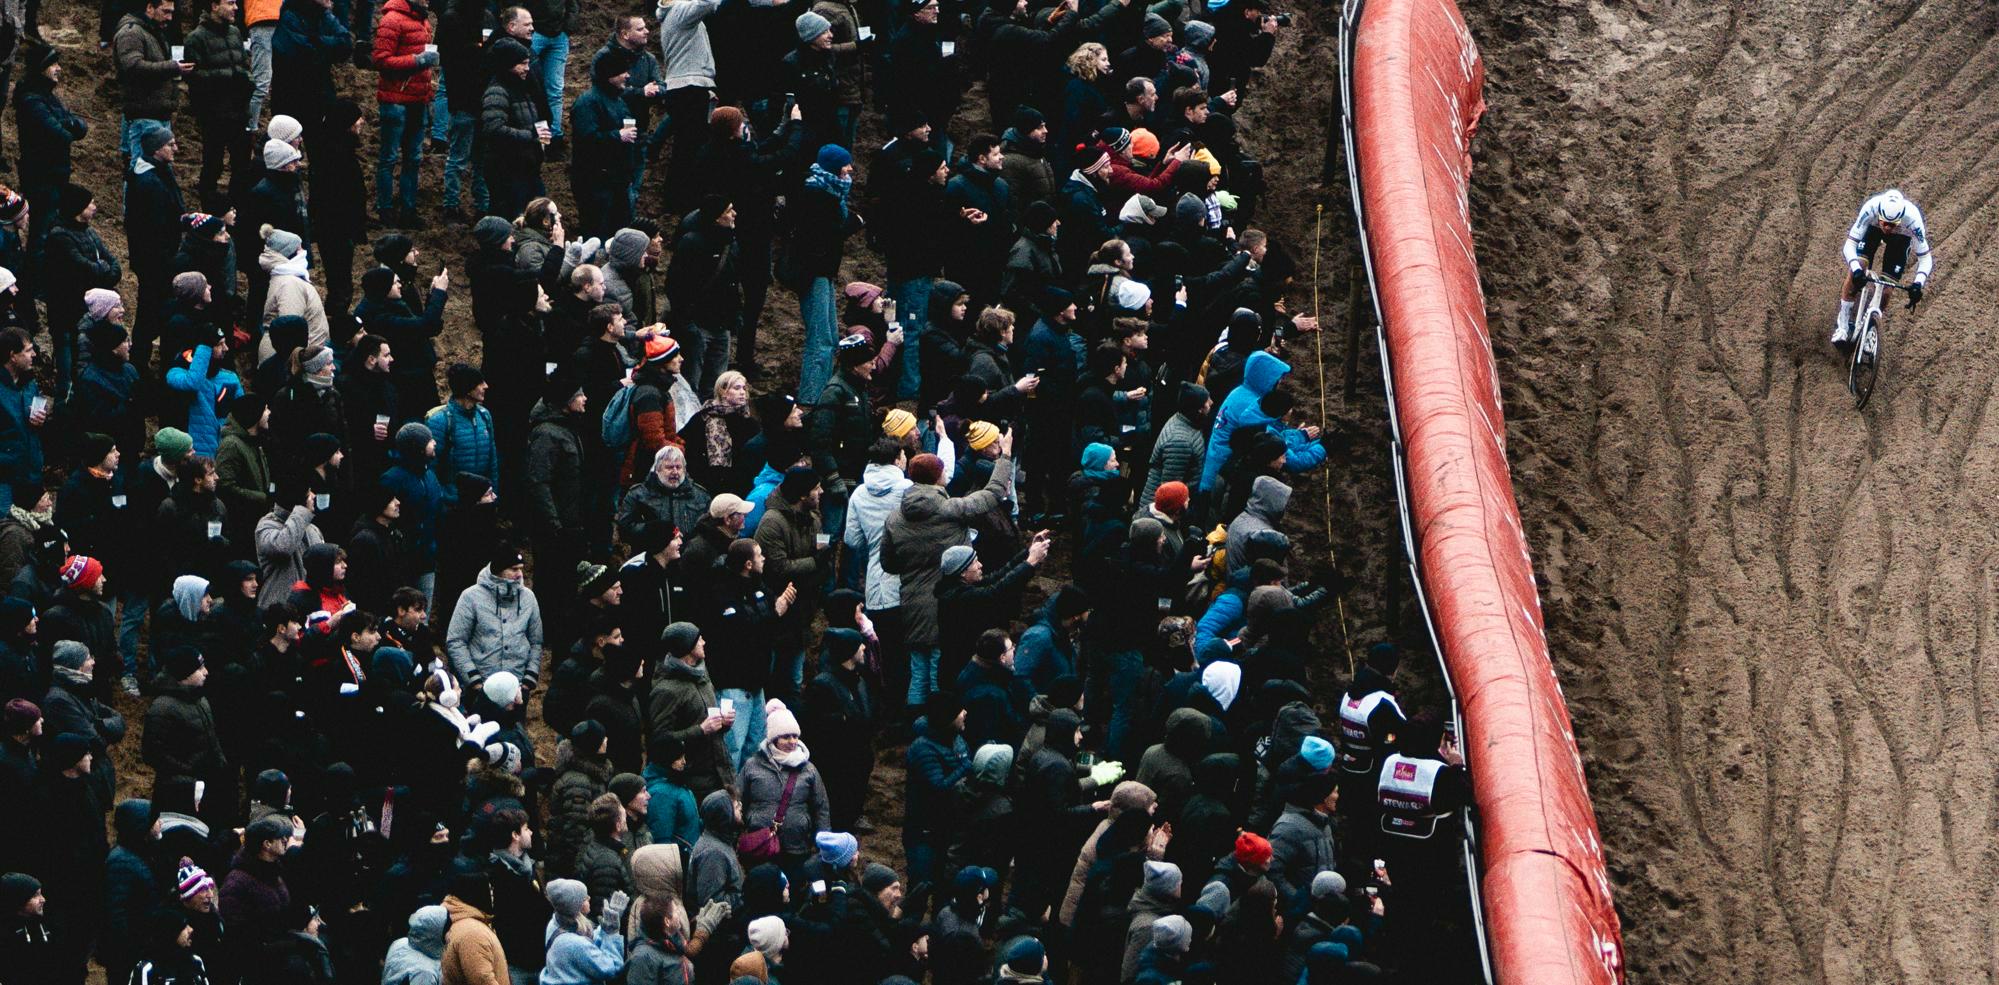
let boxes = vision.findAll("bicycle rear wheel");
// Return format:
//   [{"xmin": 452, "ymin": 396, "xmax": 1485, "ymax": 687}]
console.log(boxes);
[{"xmin": 1851, "ymin": 314, "xmax": 1880, "ymax": 409}]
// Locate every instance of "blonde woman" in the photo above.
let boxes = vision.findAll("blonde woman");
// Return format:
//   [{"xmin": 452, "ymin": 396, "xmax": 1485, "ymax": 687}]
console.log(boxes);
[
  {"xmin": 1060, "ymin": 42, "xmax": 1115, "ymax": 170},
  {"xmin": 679, "ymin": 370, "xmax": 759, "ymax": 494}
]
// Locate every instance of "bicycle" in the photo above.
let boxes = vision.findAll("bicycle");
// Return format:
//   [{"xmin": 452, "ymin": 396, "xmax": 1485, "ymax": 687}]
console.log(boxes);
[{"xmin": 1846, "ymin": 270, "xmax": 1907, "ymax": 409}]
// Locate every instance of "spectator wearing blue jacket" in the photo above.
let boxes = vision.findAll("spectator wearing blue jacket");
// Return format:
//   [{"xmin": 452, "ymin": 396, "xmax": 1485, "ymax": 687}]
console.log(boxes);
[
  {"xmin": 380, "ymin": 422, "xmax": 445, "ymax": 601},
  {"xmin": 904, "ymin": 689, "xmax": 970, "ymax": 885},
  {"xmin": 0, "ymin": 329, "xmax": 44, "ymax": 511},
  {"xmin": 1198, "ymin": 350, "xmax": 1328, "ymax": 494},
  {"xmin": 539, "ymin": 878, "xmax": 628, "ymax": 984},
  {"xmin": 426, "ymin": 364, "xmax": 500, "ymax": 503},
  {"xmin": 164, "ymin": 331, "xmax": 243, "ymax": 458},
  {"xmin": 1014, "ymin": 586, "xmax": 1091, "ymax": 695}
]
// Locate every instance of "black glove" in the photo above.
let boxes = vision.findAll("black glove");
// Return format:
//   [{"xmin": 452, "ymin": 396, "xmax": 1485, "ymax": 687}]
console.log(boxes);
[
  {"xmin": 1907, "ymin": 282, "xmax": 1924, "ymax": 309},
  {"xmin": 1848, "ymin": 267, "xmax": 1867, "ymax": 291}
]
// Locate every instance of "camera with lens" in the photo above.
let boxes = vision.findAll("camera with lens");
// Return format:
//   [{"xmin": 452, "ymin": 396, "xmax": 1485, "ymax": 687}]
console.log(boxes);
[{"xmin": 1274, "ymin": 12, "xmax": 1292, "ymax": 25}]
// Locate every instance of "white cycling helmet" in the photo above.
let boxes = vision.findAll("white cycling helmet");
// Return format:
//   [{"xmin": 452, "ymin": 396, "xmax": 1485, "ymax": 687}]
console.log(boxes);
[{"xmin": 1878, "ymin": 189, "xmax": 1909, "ymax": 224}]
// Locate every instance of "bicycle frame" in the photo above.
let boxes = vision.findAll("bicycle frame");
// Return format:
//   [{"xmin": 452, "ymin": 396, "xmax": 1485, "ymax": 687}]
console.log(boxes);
[{"xmin": 1848, "ymin": 270, "xmax": 1903, "ymax": 409}]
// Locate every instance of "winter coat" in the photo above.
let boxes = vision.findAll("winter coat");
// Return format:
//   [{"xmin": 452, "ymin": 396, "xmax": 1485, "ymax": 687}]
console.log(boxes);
[
  {"xmin": 14, "ymin": 76, "xmax": 86, "ymax": 185},
  {"xmin": 646, "ymin": 658, "xmax": 734, "ymax": 800},
  {"xmin": 1013, "ymin": 591, "xmax": 1079, "ymax": 693},
  {"xmin": 547, "ymin": 738, "xmax": 613, "ymax": 873},
  {"xmin": 665, "ymin": 222, "xmax": 742, "ymax": 329},
  {"xmin": 445, "ymin": 565, "xmax": 545, "ymax": 687},
  {"xmin": 357, "ymin": 287, "xmax": 448, "ymax": 410},
  {"xmin": 256, "ymin": 505, "xmax": 324, "ymax": 608},
  {"xmin": 480, "ymin": 61, "xmax": 544, "ymax": 180},
  {"xmin": 186, "ymin": 16, "xmax": 253, "ymax": 127},
  {"xmin": 540, "ymin": 916, "xmax": 627, "ymax": 984},
  {"xmin": 1199, "ymin": 351, "xmax": 1328, "ymax": 493},
  {"xmin": 584, "ymin": 670, "xmax": 646, "ymax": 775},
  {"xmin": 784, "ymin": 171, "xmax": 858, "ymax": 282},
  {"xmin": 739, "ymin": 745, "xmax": 831, "ymax": 857},
  {"xmin": 218, "ymin": 850, "xmax": 291, "ymax": 946},
  {"xmin": 1139, "ymin": 410, "xmax": 1206, "ymax": 507},
  {"xmin": 260, "ymin": 252, "xmax": 332, "ymax": 355},
  {"xmin": 373, "ymin": 0, "xmax": 437, "ymax": 104},
  {"xmin": 752, "ymin": 494, "xmax": 822, "ymax": 643},
  {"xmin": 1222, "ymin": 475, "xmax": 1289, "ymax": 580},
  {"xmin": 1135, "ymin": 707, "xmax": 1211, "ymax": 818},
  {"xmin": 113, "ymin": 12, "xmax": 182, "ymax": 120},
  {"xmin": 571, "ymin": 75, "xmax": 640, "ymax": 185},
  {"xmin": 879, "ymin": 457, "xmax": 1015, "ymax": 648},
  {"xmin": 0, "ymin": 370, "xmax": 41, "ymax": 495},
  {"xmin": 1000, "ymin": 230, "xmax": 1062, "ymax": 317},
  {"xmin": 426, "ymin": 401, "xmax": 501, "ymax": 497},
  {"xmin": 142, "ymin": 679, "xmax": 229, "ymax": 784},
  {"xmin": 686, "ymin": 790, "xmax": 742, "ymax": 909},
  {"xmin": 641, "ymin": 761, "xmax": 703, "ymax": 853},
  {"xmin": 617, "ymin": 473, "xmax": 711, "ymax": 551},
  {"xmin": 271, "ymin": 0, "xmax": 353, "ymax": 116},
  {"xmin": 903, "ymin": 726, "xmax": 969, "ymax": 834},
  {"xmin": 656, "ymin": 0, "xmax": 722, "ymax": 90},
  {"xmin": 843, "ymin": 463, "xmax": 912, "ymax": 611},
  {"xmin": 45, "ymin": 221, "xmax": 120, "ymax": 321},
  {"xmin": 382, "ymin": 904, "xmax": 448, "ymax": 985},
  {"xmin": 215, "ymin": 420, "xmax": 273, "ymax": 545},
  {"xmin": 439, "ymin": 895, "xmax": 507, "ymax": 985},
  {"xmin": 378, "ymin": 438, "xmax": 446, "ymax": 571},
  {"xmin": 165, "ymin": 345, "xmax": 243, "ymax": 458},
  {"xmin": 125, "ymin": 155, "xmax": 187, "ymax": 272},
  {"xmin": 1000, "ymin": 134, "xmax": 1058, "ymax": 222},
  {"xmin": 525, "ymin": 400, "xmax": 586, "ymax": 536},
  {"xmin": 485, "ymin": 852, "xmax": 546, "ymax": 976},
  {"xmin": 805, "ymin": 369, "xmax": 872, "ymax": 486}
]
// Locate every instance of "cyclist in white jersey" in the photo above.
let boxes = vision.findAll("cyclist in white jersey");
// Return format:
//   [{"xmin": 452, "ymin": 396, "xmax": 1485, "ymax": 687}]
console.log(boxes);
[{"xmin": 1832, "ymin": 188, "xmax": 1932, "ymax": 354}]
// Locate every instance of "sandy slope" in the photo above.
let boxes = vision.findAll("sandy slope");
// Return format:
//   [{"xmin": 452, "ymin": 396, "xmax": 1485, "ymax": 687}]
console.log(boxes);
[{"xmin": 1466, "ymin": 0, "xmax": 1999, "ymax": 979}]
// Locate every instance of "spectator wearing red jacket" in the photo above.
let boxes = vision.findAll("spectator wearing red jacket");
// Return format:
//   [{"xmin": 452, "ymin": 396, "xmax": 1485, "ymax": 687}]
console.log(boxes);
[{"xmin": 372, "ymin": 0, "xmax": 439, "ymax": 226}]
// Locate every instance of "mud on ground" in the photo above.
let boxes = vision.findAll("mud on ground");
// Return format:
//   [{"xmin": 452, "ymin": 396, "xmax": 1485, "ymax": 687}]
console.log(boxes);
[{"xmin": 1466, "ymin": 0, "xmax": 1999, "ymax": 980}]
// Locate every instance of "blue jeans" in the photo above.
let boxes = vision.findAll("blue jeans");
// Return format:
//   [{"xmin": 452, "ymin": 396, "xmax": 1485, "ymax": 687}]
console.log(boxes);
[
  {"xmin": 832, "ymin": 104, "xmax": 858, "ymax": 149},
  {"xmin": 890, "ymin": 275, "xmax": 932, "ymax": 399},
  {"xmin": 774, "ymin": 645, "xmax": 805, "ymax": 702},
  {"xmin": 718, "ymin": 687, "xmax": 765, "ymax": 768},
  {"xmin": 633, "ymin": 115, "xmax": 671, "ymax": 210},
  {"xmin": 798, "ymin": 276, "xmax": 837, "ymax": 406},
  {"xmin": 117, "ymin": 589, "xmax": 149, "ymax": 676},
  {"xmin": 429, "ymin": 75, "xmax": 450, "ymax": 140},
  {"xmin": 376, "ymin": 101, "xmax": 426, "ymax": 212},
  {"xmin": 907, "ymin": 646, "xmax": 941, "ymax": 706},
  {"xmin": 529, "ymin": 33, "xmax": 569, "ymax": 137},
  {"xmin": 443, "ymin": 110, "xmax": 476, "ymax": 208}
]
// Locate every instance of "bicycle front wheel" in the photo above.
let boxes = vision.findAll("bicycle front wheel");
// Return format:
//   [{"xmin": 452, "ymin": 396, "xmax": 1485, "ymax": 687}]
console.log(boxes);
[{"xmin": 1852, "ymin": 314, "xmax": 1880, "ymax": 409}]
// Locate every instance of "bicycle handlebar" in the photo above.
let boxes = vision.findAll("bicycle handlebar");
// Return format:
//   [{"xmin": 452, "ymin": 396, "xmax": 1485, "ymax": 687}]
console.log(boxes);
[{"xmin": 1862, "ymin": 271, "xmax": 1907, "ymax": 289}]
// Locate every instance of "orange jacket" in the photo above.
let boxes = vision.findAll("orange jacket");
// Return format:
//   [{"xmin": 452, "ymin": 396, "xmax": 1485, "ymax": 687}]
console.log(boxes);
[{"xmin": 246, "ymin": 0, "xmax": 282, "ymax": 26}]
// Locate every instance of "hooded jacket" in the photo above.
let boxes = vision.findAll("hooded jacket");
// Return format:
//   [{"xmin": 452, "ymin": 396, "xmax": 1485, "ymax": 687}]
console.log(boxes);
[
  {"xmin": 1222, "ymin": 475, "xmax": 1289, "ymax": 580},
  {"xmin": 687, "ymin": 789, "xmax": 744, "ymax": 909},
  {"xmin": 446, "ymin": 565, "xmax": 545, "ymax": 687},
  {"xmin": 440, "ymin": 894, "xmax": 507, "ymax": 985},
  {"xmin": 1135, "ymin": 707, "xmax": 1211, "ymax": 818},
  {"xmin": 843, "ymin": 462, "xmax": 912, "ymax": 611},
  {"xmin": 382, "ymin": 904, "xmax": 448, "ymax": 985},
  {"xmin": 1198, "ymin": 350, "xmax": 1327, "ymax": 493},
  {"xmin": 739, "ymin": 740, "xmax": 832, "ymax": 857}
]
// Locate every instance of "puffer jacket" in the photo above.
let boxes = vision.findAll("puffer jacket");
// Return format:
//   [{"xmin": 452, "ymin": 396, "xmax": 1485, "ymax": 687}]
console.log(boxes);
[
  {"xmin": 1267, "ymin": 802, "xmax": 1336, "ymax": 904},
  {"xmin": 546, "ymin": 737, "xmax": 613, "ymax": 874},
  {"xmin": 141, "ymin": 678, "xmax": 229, "ymax": 783},
  {"xmin": 113, "ymin": 13, "xmax": 181, "ymax": 120},
  {"xmin": 165, "ymin": 345, "xmax": 243, "ymax": 458},
  {"xmin": 215, "ymin": 419, "xmax": 273, "ymax": 545},
  {"xmin": 0, "ymin": 369, "xmax": 42, "ymax": 493},
  {"xmin": 255, "ymin": 505, "xmax": 323, "ymax": 608},
  {"xmin": 686, "ymin": 790, "xmax": 742, "ymax": 909},
  {"xmin": 879, "ymin": 457, "xmax": 1015, "ymax": 648},
  {"xmin": 843, "ymin": 462, "xmax": 912, "ymax": 611},
  {"xmin": 480, "ymin": 49, "xmax": 544, "ymax": 179},
  {"xmin": 381, "ymin": 904, "xmax": 448, "ymax": 985},
  {"xmin": 738, "ymin": 743, "xmax": 831, "ymax": 857},
  {"xmin": 1199, "ymin": 350, "xmax": 1327, "ymax": 493},
  {"xmin": 373, "ymin": 0, "xmax": 437, "ymax": 104},
  {"xmin": 752, "ymin": 494, "xmax": 821, "ymax": 643},
  {"xmin": 259, "ymin": 250, "xmax": 332, "ymax": 358},
  {"xmin": 446, "ymin": 565, "xmax": 545, "ymax": 687},
  {"xmin": 186, "ymin": 15, "xmax": 252, "ymax": 128},
  {"xmin": 426, "ymin": 400, "xmax": 500, "ymax": 497},
  {"xmin": 1138, "ymin": 408, "xmax": 1207, "ymax": 507},
  {"xmin": 15, "ymin": 74, "xmax": 86, "ymax": 185},
  {"xmin": 440, "ymin": 895, "xmax": 507, "ymax": 985},
  {"xmin": 646, "ymin": 658, "xmax": 734, "ymax": 801}
]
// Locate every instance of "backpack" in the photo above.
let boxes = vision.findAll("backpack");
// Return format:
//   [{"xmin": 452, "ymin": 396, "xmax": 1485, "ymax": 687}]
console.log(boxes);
[{"xmin": 601, "ymin": 383, "xmax": 638, "ymax": 449}]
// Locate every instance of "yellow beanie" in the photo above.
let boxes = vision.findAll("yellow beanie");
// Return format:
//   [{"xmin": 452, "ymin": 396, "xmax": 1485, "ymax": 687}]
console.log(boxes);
[
  {"xmin": 881, "ymin": 408, "xmax": 917, "ymax": 439},
  {"xmin": 966, "ymin": 421, "xmax": 1000, "ymax": 451}
]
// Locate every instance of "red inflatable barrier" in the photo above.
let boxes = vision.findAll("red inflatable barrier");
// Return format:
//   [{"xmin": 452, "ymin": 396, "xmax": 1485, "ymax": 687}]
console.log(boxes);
[{"xmin": 1348, "ymin": 0, "xmax": 1624, "ymax": 982}]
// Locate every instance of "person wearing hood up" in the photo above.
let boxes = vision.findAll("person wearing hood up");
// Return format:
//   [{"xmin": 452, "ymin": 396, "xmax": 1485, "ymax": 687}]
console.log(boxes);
[
  {"xmin": 1199, "ymin": 349, "xmax": 1329, "ymax": 496},
  {"xmin": 1009, "ymin": 706, "xmax": 1111, "ymax": 923},
  {"xmin": 687, "ymin": 789, "xmax": 745, "ymax": 914},
  {"xmin": 446, "ymin": 543, "xmax": 544, "ymax": 692},
  {"xmin": 1135, "ymin": 705, "xmax": 1211, "ymax": 820},
  {"xmin": 383, "ymin": 904, "xmax": 449, "ymax": 985}
]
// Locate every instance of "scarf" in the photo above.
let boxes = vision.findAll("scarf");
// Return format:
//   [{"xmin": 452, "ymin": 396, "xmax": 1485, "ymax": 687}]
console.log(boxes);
[
  {"xmin": 803, "ymin": 163, "xmax": 853, "ymax": 223},
  {"xmin": 766, "ymin": 738, "xmax": 810, "ymax": 768},
  {"xmin": 9, "ymin": 503, "xmax": 50, "ymax": 526},
  {"xmin": 666, "ymin": 656, "xmax": 710, "ymax": 682},
  {"xmin": 54, "ymin": 664, "xmax": 92, "ymax": 687}
]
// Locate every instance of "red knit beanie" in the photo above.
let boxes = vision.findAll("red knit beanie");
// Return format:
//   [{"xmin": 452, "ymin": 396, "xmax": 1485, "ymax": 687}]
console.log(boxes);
[
  {"xmin": 907, "ymin": 453, "xmax": 945, "ymax": 486},
  {"xmin": 1234, "ymin": 832, "xmax": 1273, "ymax": 868},
  {"xmin": 1154, "ymin": 481, "xmax": 1190, "ymax": 514}
]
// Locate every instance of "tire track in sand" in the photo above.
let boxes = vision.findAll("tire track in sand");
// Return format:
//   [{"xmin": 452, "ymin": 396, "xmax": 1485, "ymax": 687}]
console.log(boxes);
[{"xmin": 1463, "ymin": 0, "xmax": 1999, "ymax": 980}]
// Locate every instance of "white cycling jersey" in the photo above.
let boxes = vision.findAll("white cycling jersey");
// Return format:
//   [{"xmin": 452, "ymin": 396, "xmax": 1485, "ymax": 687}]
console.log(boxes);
[{"xmin": 1843, "ymin": 192, "xmax": 1934, "ymax": 283}]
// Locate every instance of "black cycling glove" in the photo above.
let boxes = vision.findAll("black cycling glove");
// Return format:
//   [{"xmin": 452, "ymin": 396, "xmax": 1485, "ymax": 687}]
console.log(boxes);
[{"xmin": 1907, "ymin": 282, "xmax": 1924, "ymax": 309}]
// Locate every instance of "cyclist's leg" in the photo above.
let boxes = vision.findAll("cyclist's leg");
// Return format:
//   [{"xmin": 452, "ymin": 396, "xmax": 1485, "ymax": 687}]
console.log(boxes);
[{"xmin": 1835, "ymin": 229, "xmax": 1884, "ymax": 346}]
